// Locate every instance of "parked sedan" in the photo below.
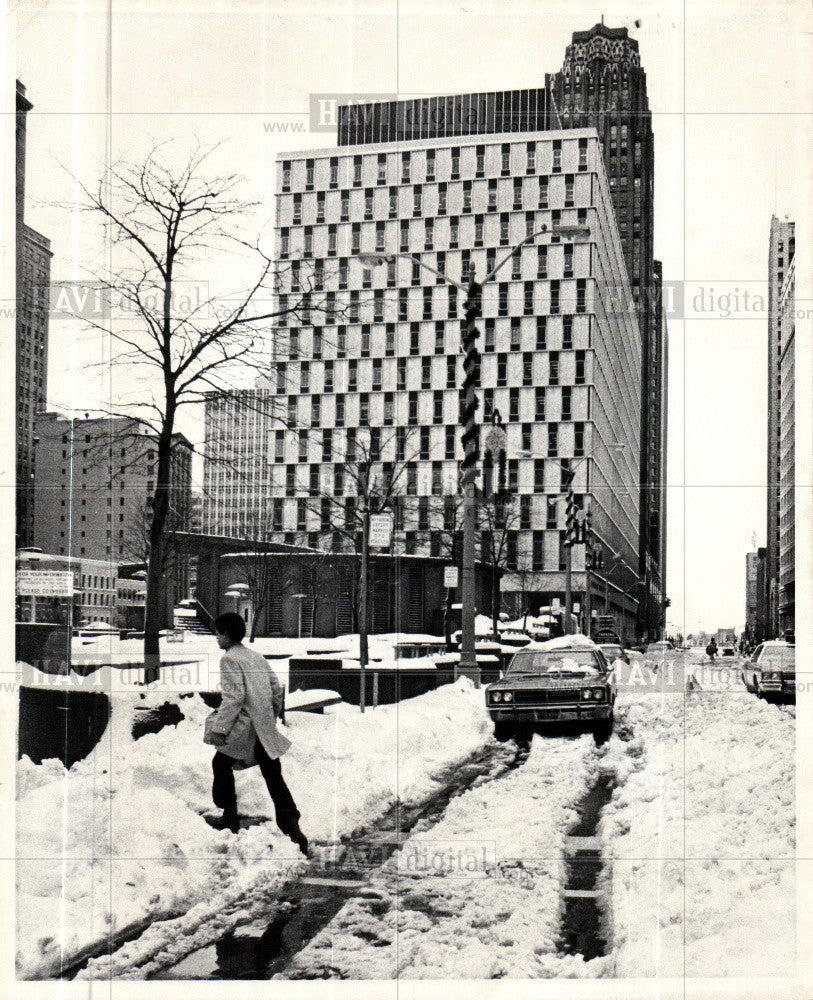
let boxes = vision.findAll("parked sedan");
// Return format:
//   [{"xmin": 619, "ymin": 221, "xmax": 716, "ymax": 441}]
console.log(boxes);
[
  {"xmin": 741, "ymin": 641, "xmax": 796, "ymax": 701},
  {"xmin": 486, "ymin": 636, "xmax": 616, "ymax": 741},
  {"xmin": 597, "ymin": 642, "xmax": 630, "ymax": 665}
]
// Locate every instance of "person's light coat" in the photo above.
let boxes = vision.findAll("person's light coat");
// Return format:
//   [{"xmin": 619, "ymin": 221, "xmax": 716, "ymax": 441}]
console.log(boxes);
[{"xmin": 209, "ymin": 643, "xmax": 291, "ymax": 761}]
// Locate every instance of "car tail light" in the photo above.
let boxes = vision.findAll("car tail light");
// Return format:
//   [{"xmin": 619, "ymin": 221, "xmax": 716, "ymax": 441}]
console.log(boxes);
[
  {"xmin": 503, "ymin": 691, "xmax": 513, "ymax": 703},
  {"xmin": 492, "ymin": 691, "xmax": 502, "ymax": 703},
  {"xmin": 592, "ymin": 688, "xmax": 604, "ymax": 700},
  {"xmin": 581, "ymin": 688, "xmax": 593, "ymax": 700}
]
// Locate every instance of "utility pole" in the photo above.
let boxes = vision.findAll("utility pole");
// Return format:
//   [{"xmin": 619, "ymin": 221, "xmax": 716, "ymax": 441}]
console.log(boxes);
[
  {"xmin": 563, "ymin": 464, "xmax": 577, "ymax": 633},
  {"xmin": 358, "ymin": 501, "xmax": 371, "ymax": 712}
]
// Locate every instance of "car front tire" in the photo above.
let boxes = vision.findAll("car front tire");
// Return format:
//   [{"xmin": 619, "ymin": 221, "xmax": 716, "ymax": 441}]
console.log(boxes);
[
  {"xmin": 595, "ymin": 714, "xmax": 614, "ymax": 741},
  {"xmin": 493, "ymin": 722, "xmax": 514, "ymax": 743}
]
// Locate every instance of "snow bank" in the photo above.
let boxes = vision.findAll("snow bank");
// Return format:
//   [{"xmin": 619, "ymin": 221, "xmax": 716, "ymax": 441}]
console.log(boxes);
[
  {"xmin": 281, "ymin": 732, "xmax": 607, "ymax": 979},
  {"xmin": 16, "ymin": 675, "xmax": 490, "ymax": 979},
  {"xmin": 597, "ymin": 690, "xmax": 795, "ymax": 978}
]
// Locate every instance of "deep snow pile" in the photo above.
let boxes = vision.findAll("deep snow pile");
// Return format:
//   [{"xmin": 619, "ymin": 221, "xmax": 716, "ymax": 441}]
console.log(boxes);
[
  {"xmin": 280, "ymin": 732, "xmax": 605, "ymax": 979},
  {"xmin": 598, "ymin": 688, "xmax": 795, "ymax": 978},
  {"xmin": 16, "ymin": 676, "xmax": 490, "ymax": 979}
]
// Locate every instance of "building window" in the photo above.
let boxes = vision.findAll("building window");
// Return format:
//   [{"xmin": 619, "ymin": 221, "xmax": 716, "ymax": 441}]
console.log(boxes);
[
  {"xmin": 562, "ymin": 385, "xmax": 572, "ymax": 420},
  {"xmin": 552, "ymin": 139, "xmax": 561, "ymax": 173},
  {"xmin": 549, "ymin": 351, "xmax": 560, "ymax": 385},
  {"xmin": 359, "ymin": 393, "xmax": 370, "ymax": 425},
  {"xmin": 564, "ymin": 244, "xmax": 574, "ymax": 278},
  {"xmin": 386, "ymin": 323, "xmax": 396, "ymax": 356},
  {"xmin": 537, "ymin": 245, "xmax": 547, "ymax": 278},
  {"xmin": 575, "ymin": 350, "xmax": 586, "ymax": 385},
  {"xmin": 377, "ymin": 152, "xmax": 387, "ymax": 184},
  {"xmin": 526, "ymin": 141, "xmax": 536, "ymax": 175},
  {"xmin": 389, "ymin": 186, "xmax": 398, "ymax": 218},
  {"xmin": 426, "ymin": 148, "xmax": 436, "ymax": 181},
  {"xmin": 400, "ymin": 220, "xmax": 409, "ymax": 252},
  {"xmin": 576, "ymin": 278, "xmax": 587, "ymax": 313},
  {"xmin": 292, "ymin": 193, "xmax": 302, "ymax": 225},
  {"xmin": 500, "ymin": 213, "xmax": 509, "ymax": 246},
  {"xmin": 450, "ymin": 216, "xmax": 460, "ymax": 249},
  {"xmin": 524, "ymin": 281, "xmax": 534, "ymax": 315},
  {"xmin": 438, "ymin": 182, "xmax": 447, "ymax": 215},
  {"xmin": 532, "ymin": 531, "xmax": 545, "ymax": 570},
  {"xmin": 475, "ymin": 144, "xmax": 485, "ymax": 177},
  {"xmin": 484, "ymin": 318, "xmax": 495, "ymax": 351},
  {"xmin": 329, "ymin": 156, "xmax": 338, "ymax": 189},
  {"xmin": 535, "ymin": 386, "xmax": 546, "ymax": 420},
  {"xmin": 421, "ymin": 356, "xmax": 432, "ymax": 389},
  {"xmin": 413, "ymin": 185, "xmax": 422, "ymax": 217},
  {"xmin": 408, "ymin": 391, "xmax": 419, "ymax": 425},
  {"xmin": 425, "ymin": 218, "xmax": 434, "ymax": 250},
  {"xmin": 510, "ymin": 317, "xmax": 521, "ymax": 351},
  {"xmin": 340, "ymin": 190, "xmax": 349, "ymax": 221},
  {"xmin": 433, "ymin": 390, "xmax": 444, "ymax": 424},
  {"xmin": 353, "ymin": 155, "xmax": 362, "ymax": 186},
  {"xmin": 498, "ymin": 284, "xmax": 509, "ymax": 317},
  {"xmin": 509, "ymin": 386, "xmax": 519, "ymax": 422},
  {"xmin": 574, "ymin": 421, "xmax": 585, "ymax": 456},
  {"xmin": 372, "ymin": 357, "xmax": 383, "ymax": 390},
  {"xmin": 523, "ymin": 351, "xmax": 533, "ymax": 386},
  {"xmin": 521, "ymin": 422, "xmax": 532, "ymax": 452},
  {"xmin": 463, "ymin": 181, "xmax": 472, "ymax": 213},
  {"xmin": 501, "ymin": 143, "xmax": 510, "ymax": 176},
  {"xmin": 497, "ymin": 353, "xmax": 507, "ymax": 387},
  {"xmin": 578, "ymin": 137, "xmax": 588, "ymax": 172},
  {"xmin": 547, "ymin": 423, "xmax": 558, "ymax": 456},
  {"xmin": 446, "ymin": 355, "xmax": 457, "ymax": 388},
  {"xmin": 538, "ymin": 176, "xmax": 548, "ymax": 209},
  {"xmin": 445, "ymin": 426, "xmax": 456, "ymax": 459},
  {"xmin": 546, "ymin": 496, "xmax": 558, "ymax": 529},
  {"xmin": 562, "ymin": 315, "xmax": 573, "ymax": 349},
  {"xmin": 397, "ymin": 357, "xmax": 407, "ymax": 390},
  {"xmin": 550, "ymin": 280, "xmax": 560, "ymax": 315},
  {"xmin": 565, "ymin": 174, "xmax": 575, "ymax": 207},
  {"xmin": 474, "ymin": 215, "xmax": 484, "ymax": 248},
  {"xmin": 451, "ymin": 147, "xmax": 460, "ymax": 179}
]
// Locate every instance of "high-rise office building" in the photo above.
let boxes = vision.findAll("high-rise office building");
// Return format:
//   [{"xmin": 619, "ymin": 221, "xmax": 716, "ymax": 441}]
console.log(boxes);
[
  {"xmin": 16, "ymin": 80, "xmax": 52, "ymax": 547},
  {"xmin": 766, "ymin": 215, "xmax": 795, "ymax": 637},
  {"xmin": 777, "ymin": 247, "xmax": 795, "ymax": 636},
  {"xmin": 547, "ymin": 22, "xmax": 667, "ymax": 638},
  {"xmin": 335, "ymin": 23, "xmax": 667, "ymax": 638},
  {"xmin": 33, "ymin": 413, "xmax": 192, "ymax": 564},
  {"xmin": 202, "ymin": 383, "xmax": 276, "ymax": 537},
  {"xmin": 257, "ymin": 130, "xmax": 642, "ymax": 635},
  {"xmin": 745, "ymin": 550, "xmax": 759, "ymax": 641}
]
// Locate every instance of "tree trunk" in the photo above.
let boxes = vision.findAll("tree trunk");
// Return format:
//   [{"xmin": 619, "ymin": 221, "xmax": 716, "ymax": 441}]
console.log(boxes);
[
  {"xmin": 143, "ymin": 414, "xmax": 174, "ymax": 682},
  {"xmin": 358, "ymin": 508, "xmax": 370, "ymax": 712}
]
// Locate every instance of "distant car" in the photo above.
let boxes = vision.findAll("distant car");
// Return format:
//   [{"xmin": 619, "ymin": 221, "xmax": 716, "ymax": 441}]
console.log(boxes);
[
  {"xmin": 645, "ymin": 640, "xmax": 674, "ymax": 654},
  {"xmin": 485, "ymin": 636, "xmax": 616, "ymax": 741},
  {"xmin": 721, "ymin": 646, "xmax": 737, "ymax": 658},
  {"xmin": 741, "ymin": 641, "xmax": 796, "ymax": 700},
  {"xmin": 597, "ymin": 642, "xmax": 630, "ymax": 665}
]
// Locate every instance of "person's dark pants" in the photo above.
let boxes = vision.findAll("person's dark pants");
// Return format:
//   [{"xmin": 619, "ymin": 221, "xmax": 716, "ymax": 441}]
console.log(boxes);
[{"xmin": 212, "ymin": 739, "xmax": 300, "ymax": 835}]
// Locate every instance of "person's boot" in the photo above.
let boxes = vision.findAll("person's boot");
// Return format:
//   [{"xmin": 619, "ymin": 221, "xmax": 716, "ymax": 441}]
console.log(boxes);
[
  {"xmin": 222, "ymin": 807, "xmax": 240, "ymax": 834},
  {"xmin": 287, "ymin": 819, "xmax": 309, "ymax": 857}
]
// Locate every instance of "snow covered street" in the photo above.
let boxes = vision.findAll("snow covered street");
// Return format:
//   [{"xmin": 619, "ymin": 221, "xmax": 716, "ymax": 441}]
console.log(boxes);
[{"xmin": 14, "ymin": 644, "xmax": 797, "ymax": 984}]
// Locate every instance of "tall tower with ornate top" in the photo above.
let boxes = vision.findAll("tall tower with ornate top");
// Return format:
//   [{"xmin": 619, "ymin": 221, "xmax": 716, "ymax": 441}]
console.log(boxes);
[{"xmin": 548, "ymin": 24, "xmax": 666, "ymax": 640}]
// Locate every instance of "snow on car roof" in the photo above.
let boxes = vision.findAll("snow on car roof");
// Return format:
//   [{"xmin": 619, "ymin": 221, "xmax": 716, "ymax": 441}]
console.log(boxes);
[{"xmin": 530, "ymin": 633, "xmax": 598, "ymax": 652}]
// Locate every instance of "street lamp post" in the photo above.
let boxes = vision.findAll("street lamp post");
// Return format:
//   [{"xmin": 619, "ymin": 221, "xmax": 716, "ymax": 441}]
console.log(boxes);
[{"xmin": 357, "ymin": 224, "xmax": 590, "ymax": 677}]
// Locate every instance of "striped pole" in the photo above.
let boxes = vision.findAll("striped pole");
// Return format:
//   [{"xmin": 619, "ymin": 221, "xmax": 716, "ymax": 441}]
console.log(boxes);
[{"xmin": 458, "ymin": 280, "xmax": 481, "ymax": 682}]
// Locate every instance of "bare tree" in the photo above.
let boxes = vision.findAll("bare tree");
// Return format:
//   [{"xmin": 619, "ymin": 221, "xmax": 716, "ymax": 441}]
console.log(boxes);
[
  {"xmin": 300, "ymin": 426, "xmax": 419, "ymax": 705},
  {"xmin": 69, "ymin": 143, "xmax": 339, "ymax": 676},
  {"xmin": 478, "ymin": 493, "xmax": 519, "ymax": 639}
]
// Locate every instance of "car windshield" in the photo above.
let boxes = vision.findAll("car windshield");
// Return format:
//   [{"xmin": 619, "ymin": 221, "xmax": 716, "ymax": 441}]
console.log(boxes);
[
  {"xmin": 600, "ymin": 645, "xmax": 623, "ymax": 659},
  {"xmin": 507, "ymin": 649, "xmax": 603, "ymax": 676},
  {"xmin": 759, "ymin": 647, "xmax": 795, "ymax": 669}
]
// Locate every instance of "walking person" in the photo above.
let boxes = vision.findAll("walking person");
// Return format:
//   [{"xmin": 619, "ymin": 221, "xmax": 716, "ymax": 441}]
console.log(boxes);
[
  {"xmin": 706, "ymin": 637, "xmax": 718, "ymax": 662},
  {"xmin": 205, "ymin": 612, "xmax": 309, "ymax": 855}
]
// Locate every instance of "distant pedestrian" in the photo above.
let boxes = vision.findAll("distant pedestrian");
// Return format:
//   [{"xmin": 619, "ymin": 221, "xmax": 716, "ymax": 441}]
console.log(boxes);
[
  {"xmin": 706, "ymin": 638, "xmax": 717, "ymax": 662},
  {"xmin": 205, "ymin": 612, "xmax": 309, "ymax": 855}
]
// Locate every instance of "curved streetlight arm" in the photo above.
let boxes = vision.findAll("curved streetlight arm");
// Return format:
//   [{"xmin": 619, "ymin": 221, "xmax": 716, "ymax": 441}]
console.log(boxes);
[
  {"xmin": 483, "ymin": 224, "xmax": 592, "ymax": 284},
  {"xmin": 355, "ymin": 252, "xmax": 468, "ymax": 292}
]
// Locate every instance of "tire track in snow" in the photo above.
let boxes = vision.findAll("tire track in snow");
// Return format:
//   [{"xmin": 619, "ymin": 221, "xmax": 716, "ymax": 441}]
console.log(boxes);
[{"xmin": 73, "ymin": 738, "xmax": 530, "ymax": 980}]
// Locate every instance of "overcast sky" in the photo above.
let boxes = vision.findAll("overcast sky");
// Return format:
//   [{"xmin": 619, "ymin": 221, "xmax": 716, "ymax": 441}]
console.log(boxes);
[{"xmin": 7, "ymin": 0, "xmax": 812, "ymax": 633}]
